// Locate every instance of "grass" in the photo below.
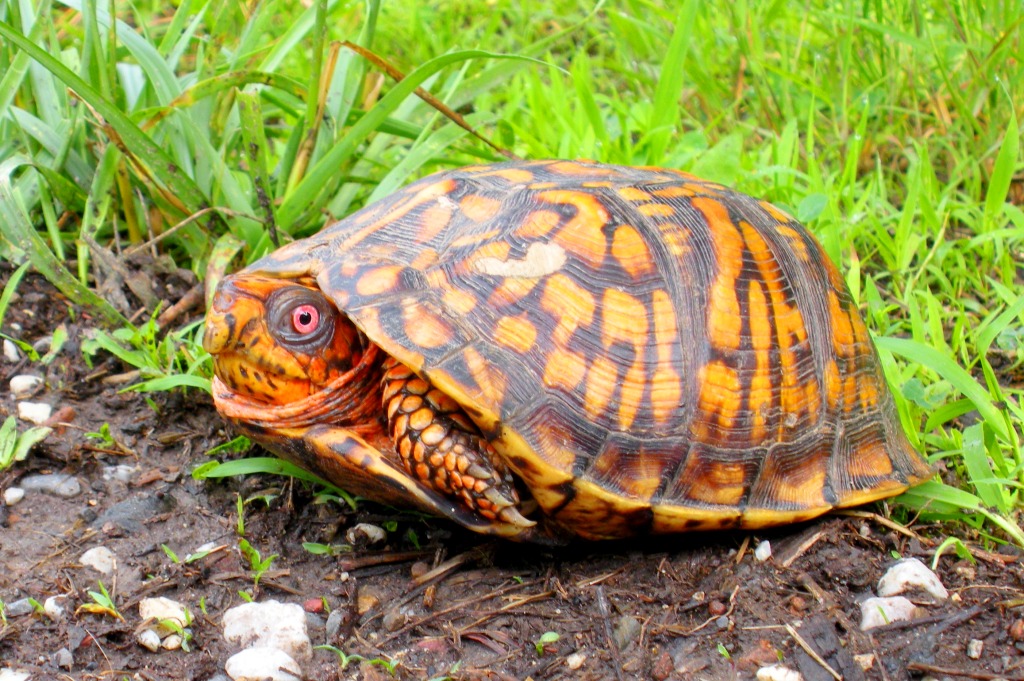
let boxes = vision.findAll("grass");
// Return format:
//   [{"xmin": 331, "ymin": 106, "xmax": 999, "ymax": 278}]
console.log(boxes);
[{"xmin": 0, "ymin": 0, "xmax": 1022, "ymax": 545}]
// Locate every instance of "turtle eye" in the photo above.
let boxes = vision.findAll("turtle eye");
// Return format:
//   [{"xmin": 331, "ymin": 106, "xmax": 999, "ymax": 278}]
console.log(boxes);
[
  {"xmin": 267, "ymin": 287, "xmax": 335, "ymax": 351},
  {"xmin": 291, "ymin": 304, "xmax": 320, "ymax": 335}
]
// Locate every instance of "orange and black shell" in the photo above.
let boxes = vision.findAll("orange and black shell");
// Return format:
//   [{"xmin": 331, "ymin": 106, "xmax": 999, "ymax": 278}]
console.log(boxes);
[{"xmin": 245, "ymin": 159, "xmax": 931, "ymax": 539}]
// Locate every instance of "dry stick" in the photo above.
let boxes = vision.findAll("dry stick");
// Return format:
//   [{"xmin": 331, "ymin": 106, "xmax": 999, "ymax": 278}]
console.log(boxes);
[
  {"xmin": 335, "ymin": 549, "xmax": 432, "ymax": 571},
  {"xmin": 867, "ymin": 604, "xmax": 986, "ymax": 635},
  {"xmin": 378, "ymin": 579, "xmax": 546, "ymax": 645},
  {"xmin": 784, "ymin": 622, "xmax": 842, "ymax": 681},
  {"xmin": 596, "ymin": 585, "xmax": 626, "ymax": 681},
  {"xmin": 906, "ymin": 662, "xmax": 1024, "ymax": 681},
  {"xmin": 834, "ymin": 509, "xmax": 925, "ymax": 542}
]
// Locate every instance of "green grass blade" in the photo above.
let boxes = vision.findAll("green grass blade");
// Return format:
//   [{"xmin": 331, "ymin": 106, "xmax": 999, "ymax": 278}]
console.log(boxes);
[
  {"xmin": 983, "ymin": 96, "xmax": 1019, "ymax": 232},
  {"xmin": 874, "ymin": 335, "xmax": 1009, "ymax": 442},
  {"xmin": 0, "ymin": 156, "xmax": 128, "ymax": 326},
  {"xmin": 646, "ymin": 0, "xmax": 698, "ymax": 163}
]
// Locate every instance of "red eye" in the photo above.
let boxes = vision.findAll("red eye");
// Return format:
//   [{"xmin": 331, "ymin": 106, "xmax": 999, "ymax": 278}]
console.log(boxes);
[{"xmin": 291, "ymin": 304, "xmax": 320, "ymax": 334}]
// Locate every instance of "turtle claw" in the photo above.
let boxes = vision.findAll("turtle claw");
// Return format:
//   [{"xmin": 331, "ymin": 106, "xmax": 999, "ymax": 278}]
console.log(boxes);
[{"xmin": 498, "ymin": 504, "xmax": 536, "ymax": 528}]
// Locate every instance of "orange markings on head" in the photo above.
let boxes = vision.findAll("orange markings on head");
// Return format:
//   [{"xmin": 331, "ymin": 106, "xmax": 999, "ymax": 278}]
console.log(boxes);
[
  {"xmin": 541, "ymin": 190, "xmax": 610, "ymax": 268},
  {"xmin": 402, "ymin": 300, "xmax": 455, "ymax": 349},
  {"xmin": 460, "ymin": 194, "xmax": 502, "ymax": 222},
  {"xmin": 611, "ymin": 225, "xmax": 655, "ymax": 280},
  {"xmin": 494, "ymin": 314, "xmax": 538, "ymax": 353}
]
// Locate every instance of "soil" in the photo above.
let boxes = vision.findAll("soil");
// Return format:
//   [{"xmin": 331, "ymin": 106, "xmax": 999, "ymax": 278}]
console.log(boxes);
[{"xmin": 1, "ymin": 269, "xmax": 1023, "ymax": 681}]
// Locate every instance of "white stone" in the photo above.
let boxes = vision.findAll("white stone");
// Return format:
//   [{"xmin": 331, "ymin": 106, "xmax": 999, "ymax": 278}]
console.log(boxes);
[
  {"xmin": 859, "ymin": 596, "xmax": 918, "ymax": 630},
  {"xmin": 754, "ymin": 540, "xmax": 772, "ymax": 562},
  {"xmin": 3, "ymin": 488, "xmax": 24, "ymax": 506},
  {"xmin": 102, "ymin": 465, "xmax": 137, "ymax": 483},
  {"xmin": 19, "ymin": 473, "xmax": 79, "ymax": 497},
  {"xmin": 756, "ymin": 665, "xmax": 804, "ymax": 681},
  {"xmin": 345, "ymin": 522, "xmax": 387, "ymax": 546},
  {"xmin": 225, "ymin": 647, "xmax": 301, "ymax": 681},
  {"xmin": 43, "ymin": 596, "xmax": 67, "ymax": 620},
  {"xmin": 79, "ymin": 546, "xmax": 117, "ymax": 575},
  {"xmin": 2, "ymin": 339, "xmax": 20, "ymax": 362},
  {"xmin": 877, "ymin": 557, "xmax": 948, "ymax": 600},
  {"xmin": 223, "ymin": 600, "xmax": 312, "ymax": 663},
  {"xmin": 17, "ymin": 401, "xmax": 51, "ymax": 425},
  {"xmin": 967, "ymin": 639, "xmax": 983, "ymax": 659},
  {"xmin": 162, "ymin": 634, "xmax": 183, "ymax": 650},
  {"xmin": 0, "ymin": 670, "xmax": 30, "ymax": 681},
  {"xmin": 9, "ymin": 375, "xmax": 42, "ymax": 399},
  {"xmin": 565, "ymin": 651, "xmax": 586, "ymax": 670},
  {"xmin": 139, "ymin": 597, "xmax": 188, "ymax": 637},
  {"xmin": 137, "ymin": 628, "xmax": 161, "ymax": 652}
]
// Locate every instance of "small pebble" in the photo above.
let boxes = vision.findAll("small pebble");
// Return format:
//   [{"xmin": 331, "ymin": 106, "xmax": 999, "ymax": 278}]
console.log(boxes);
[
  {"xmin": 345, "ymin": 523, "xmax": 387, "ymax": 546},
  {"xmin": 854, "ymin": 653, "xmax": 875, "ymax": 671},
  {"xmin": 754, "ymin": 540, "xmax": 772, "ymax": 562},
  {"xmin": 877, "ymin": 557, "xmax": 948, "ymax": 600},
  {"xmin": 223, "ymin": 600, "xmax": 312, "ymax": 663},
  {"xmin": 787, "ymin": 595, "xmax": 806, "ymax": 614},
  {"xmin": 102, "ymin": 465, "xmax": 137, "ymax": 483},
  {"xmin": 967, "ymin": 639, "xmax": 984, "ymax": 659},
  {"xmin": 410, "ymin": 561, "xmax": 430, "ymax": 579},
  {"xmin": 17, "ymin": 401, "xmax": 52, "ymax": 425},
  {"xmin": 3, "ymin": 339, "xmax": 20, "ymax": 362},
  {"xmin": 162, "ymin": 634, "xmax": 183, "ymax": 650},
  {"xmin": 714, "ymin": 615, "xmax": 731, "ymax": 630},
  {"xmin": 80, "ymin": 546, "xmax": 117, "ymax": 575},
  {"xmin": 382, "ymin": 608, "xmax": 409, "ymax": 632},
  {"xmin": 3, "ymin": 488, "xmax": 25, "ymax": 506},
  {"xmin": 708, "ymin": 600, "xmax": 727, "ymax": 616},
  {"xmin": 4, "ymin": 599, "xmax": 33, "ymax": 617},
  {"xmin": 31, "ymin": 336, "xmax": 52, "ymax": 354},
  {"xmin": 54, "ymin": 647, "xmax": 73, "ymax": 669},
  {"xmin": 651, "ymin": 650, "xmax": 672, "ymax": 680},
  {"xmin": 756, "ymin": 665, "xmax": 803, "ymax": 681},
  {"xmin": 137, "ymin": 628, "xmax": 161, "ymax": 652},
  {"xmin": 859, "ymin": 596, "xmax": 918, "ymax": 630},
  {"xmin": 224, "ymin": 646, "xmax": 301, "ymax": 681},
  {"xmin": 44, "ymin": 596, "xmax": 67, "ymax": 620},
  {"xmin": 325, "ymin": 608, "xmax": 349, "ymax": 641},
  {"xmin": 9, "ymin": 375, "xmax": 42, "ymax": 399},
  {"xmin": 357, "ymin": 591, "xmax": 381, "ymax": 615},
  {"xmin": 565, "ymin": 651, "xmax": 586, "ymax": 671},
  {"xmin": 1009, "ymin": 619, "xmax": 1024, "ymax": 641},
  {"xmin": 0, "ymin": 671, "xmax": 29, "ymax": 681},
  {"xmin": 139, "ymin": 597, "xmax": 188, "ymax": 637},
  {"xmin": 612, "ymin": 616, "xmax": 642, "ymax": 650},
  {"xmin": 302, "ymin": 598, "xmax": 324, "ymax": 614},
  {"xmin": 20, "ymin": 473, "xmax": 81, "ymax": 498}
]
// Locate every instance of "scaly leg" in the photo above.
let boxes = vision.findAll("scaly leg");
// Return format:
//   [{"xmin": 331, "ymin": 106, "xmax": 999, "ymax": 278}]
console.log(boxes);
[{"xmin": 381, "ymin": 359, "xmax": 533, "ymax": 528}]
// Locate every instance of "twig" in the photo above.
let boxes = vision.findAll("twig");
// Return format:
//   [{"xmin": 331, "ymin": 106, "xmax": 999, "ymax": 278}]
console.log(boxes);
[
  {"xmin": 596, "ymin": 585, "xmax": 625, "ymax": 681},
  {"xmin": 785, "ymin": 622, "xmax": 841, "ymax": 681},
  {"xmin": 156, "ymin": 284, "xmax": 203, "ymax": 328},
  {"xmin": 336, "ymin": 549, "xmax": 432, "ymax": 571},
  {"xmin": 868, "ymin": 604, "xmax": 985, "ymax": 635},
  {"xmin": 834, "ymin": 509, "xmax": 924, "ymax": 542},
  {"xmin": 906, "ymin": 661, "xmax": 1024, "ymax": 680}
]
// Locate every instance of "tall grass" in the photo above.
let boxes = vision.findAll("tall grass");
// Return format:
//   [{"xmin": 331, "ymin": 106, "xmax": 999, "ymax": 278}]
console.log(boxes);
[{"xmin": 1, "ymin": 0, "xmax": 1022, "ymax": 543}]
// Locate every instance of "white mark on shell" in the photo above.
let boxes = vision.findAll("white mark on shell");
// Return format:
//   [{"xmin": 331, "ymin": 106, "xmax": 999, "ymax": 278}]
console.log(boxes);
[{"xmin": 475, "ymin": 242, "xmax": 567, "ymax": 278}]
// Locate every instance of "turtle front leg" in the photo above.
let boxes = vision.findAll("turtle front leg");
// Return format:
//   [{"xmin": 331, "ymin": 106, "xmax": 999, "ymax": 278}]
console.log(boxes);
[{"xmin": 381, "ymin": 359, "xmax": 534, "ymax": 529}]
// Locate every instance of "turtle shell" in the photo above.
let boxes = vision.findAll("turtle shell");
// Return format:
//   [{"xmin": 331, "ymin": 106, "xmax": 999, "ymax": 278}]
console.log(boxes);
[{"xmin": 238, "ymin": 159, "xmax": 931, "ymax": 539}]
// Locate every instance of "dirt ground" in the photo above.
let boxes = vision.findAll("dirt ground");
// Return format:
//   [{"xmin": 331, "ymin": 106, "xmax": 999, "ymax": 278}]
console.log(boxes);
[{"xmin": 1, "ymin": 269, "xmax": 1023, "ymax": 681}]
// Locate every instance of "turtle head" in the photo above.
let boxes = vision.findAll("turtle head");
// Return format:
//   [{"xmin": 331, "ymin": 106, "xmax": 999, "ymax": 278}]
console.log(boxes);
[{"xmin": 204, "ymin": 274, "xmax": 364, "ymax": 406}]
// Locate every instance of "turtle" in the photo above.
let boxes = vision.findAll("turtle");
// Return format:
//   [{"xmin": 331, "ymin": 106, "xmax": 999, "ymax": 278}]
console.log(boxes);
[{"xmin": 203, "ymin": 159, "xmax": 932, "ymax": 542}]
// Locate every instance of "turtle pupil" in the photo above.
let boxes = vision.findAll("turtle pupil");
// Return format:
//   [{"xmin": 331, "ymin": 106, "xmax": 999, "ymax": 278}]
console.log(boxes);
[{"xmin": 292, "ymin": 304, "xmax": 319, "ymax": 334}]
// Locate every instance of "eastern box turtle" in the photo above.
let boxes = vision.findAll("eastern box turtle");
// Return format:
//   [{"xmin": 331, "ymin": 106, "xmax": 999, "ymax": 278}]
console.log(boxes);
[{"xmin": 204, "ymin": 160, "xmax": 931, "ymax": 541}]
